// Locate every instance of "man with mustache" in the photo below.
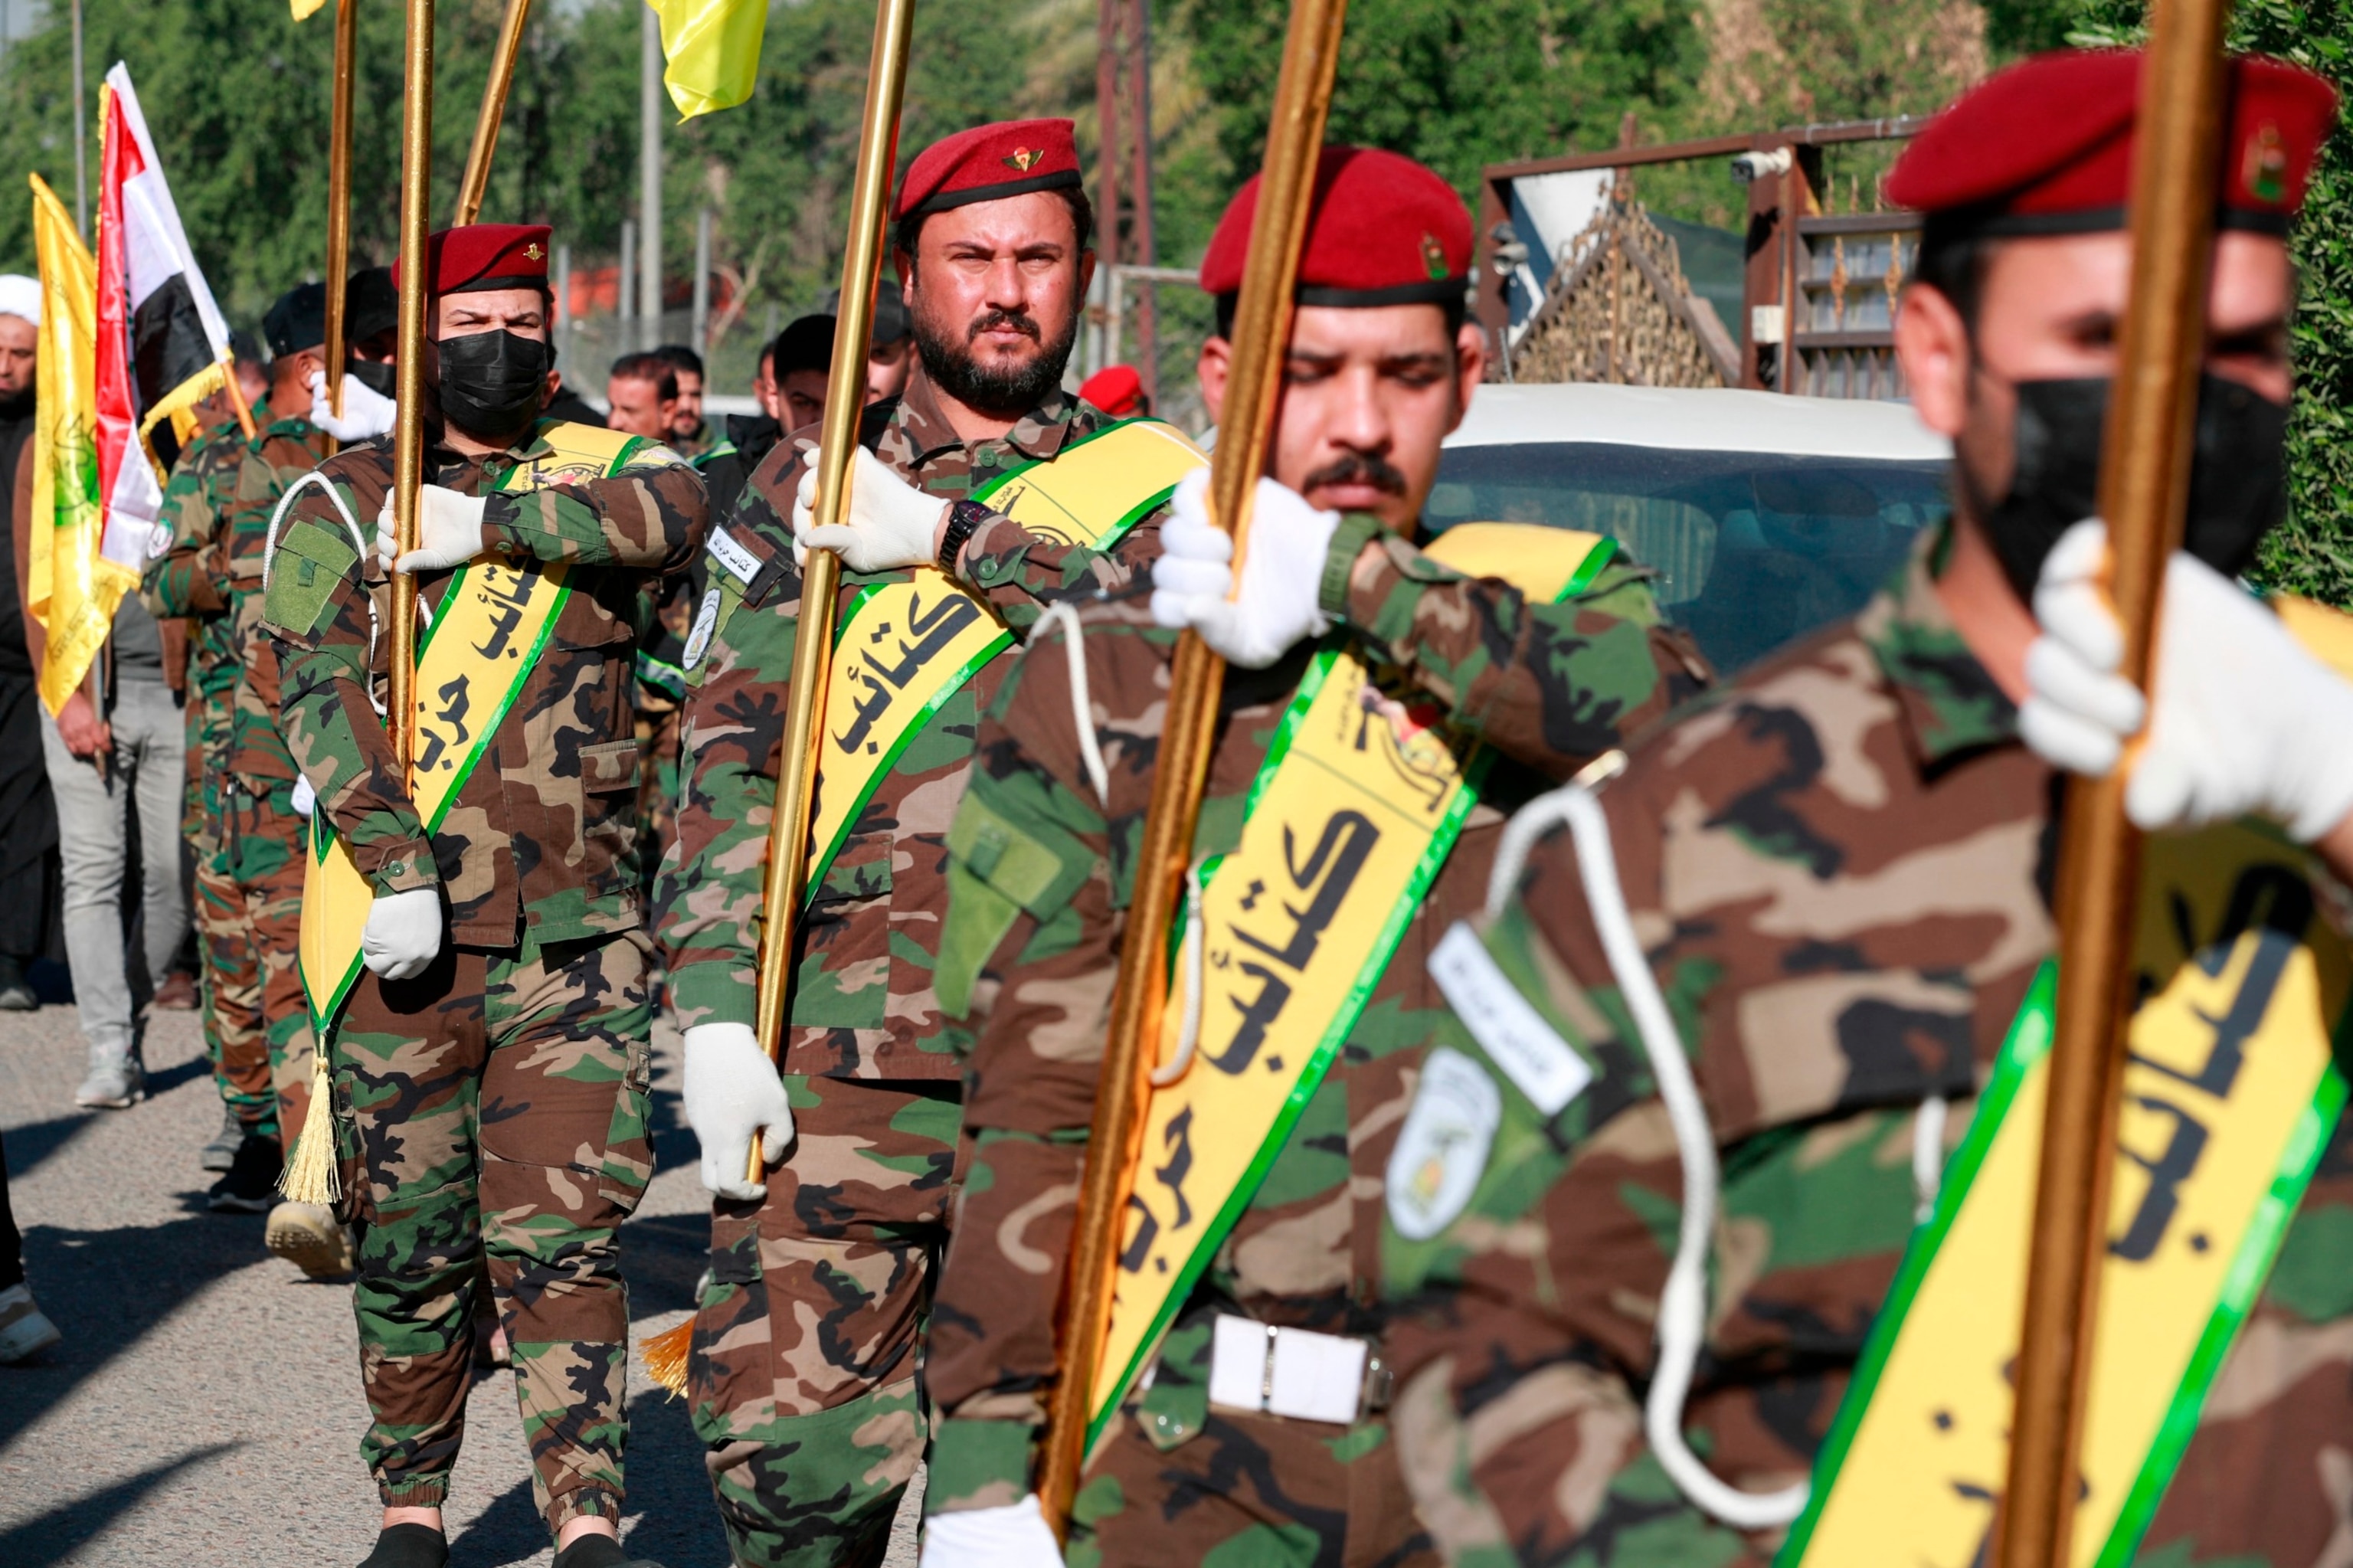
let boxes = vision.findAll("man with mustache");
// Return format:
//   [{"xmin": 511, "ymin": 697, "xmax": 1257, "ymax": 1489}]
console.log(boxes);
[
  {"xmin": 260, "ymin": 223, "xmax": 704, "ymax": 1568},
  {"xmin": 914, "ymin": 146, "xmax": 1709, "ymax": 1566},
  {"xmin": 1376, "ymin": 53, "xmax": 2353, "ymax": 1568}
]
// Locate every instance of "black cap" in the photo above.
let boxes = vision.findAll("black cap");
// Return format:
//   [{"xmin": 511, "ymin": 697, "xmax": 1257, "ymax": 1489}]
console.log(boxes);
[
  {"xmin": 263, "ymin": 282, "xmax": 329, "ymax": 358},
  {"xmin": 228, "ymin": 326, "xmax": 264, "ymax": 368},
  {"xmin": 819, "ymin": 285, "xmax": 908, "ymax": 345},
  {"xmin": 770, "ymin": 313, "xmax": 838, "ymax": 379},
  {"xmin": 345, "ymin": 267, "xmax": 398, "ymax": 344}
]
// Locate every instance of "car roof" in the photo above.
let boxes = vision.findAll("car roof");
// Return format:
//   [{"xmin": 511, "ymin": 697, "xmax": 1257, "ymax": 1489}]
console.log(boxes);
[{"xmin": 1447, "ymin": 383, "xmax": 1952, "ymax": 463}]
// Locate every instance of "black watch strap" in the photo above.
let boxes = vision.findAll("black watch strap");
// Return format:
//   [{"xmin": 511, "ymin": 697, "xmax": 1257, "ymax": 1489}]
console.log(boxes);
[{"xmin": 938, "ymin": 498, "xmax": 990, "ymax": 573}]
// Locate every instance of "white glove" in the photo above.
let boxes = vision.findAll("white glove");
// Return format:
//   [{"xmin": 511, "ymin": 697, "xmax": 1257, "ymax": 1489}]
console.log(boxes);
[
  {"xmin": 2021, "ymin": 518, "xmax": 2353, "ymax": 842},
  {"xmin": 1150, "ymin": 470, "xmax": 1340, "ymax": 668},
  {"xmin": 682, "ymin": 1022, "xmax": 795, "ymax": 1203},
  {"xmin": 359, "ymin": 886, "xmax": 443, "ymax": 982},
  {"xmin": 289, "ymin": 774, "xmax": 316, "ymax": 818},
  {"xmin": 307, "ymin": 366, "xmax": 398, "ymax": 442},
  {"xmin": 376, "ymin": 484, "xmax": 489, "ymax": 574},
  {"xmin": 792, "ymin": 445, "xmax": 949, "ymax": 573},
  {"xmin": 916, "ymin": 1495, "xmax": 1063, "ymax": 1568}
]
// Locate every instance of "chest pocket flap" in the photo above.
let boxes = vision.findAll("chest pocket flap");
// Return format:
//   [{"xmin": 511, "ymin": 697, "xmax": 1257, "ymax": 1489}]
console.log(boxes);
[{"xmin": 937, "ymin": 787, "xmax": 1097, "ymax": 1020}]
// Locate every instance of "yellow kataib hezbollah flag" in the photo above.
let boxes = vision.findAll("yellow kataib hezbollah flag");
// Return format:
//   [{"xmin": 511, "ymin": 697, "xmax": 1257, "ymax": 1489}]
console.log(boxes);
[
  {"xmin": 290, "ymin": 0, "xmax": 328, "ymax": 21},
  {"xmin": 648, "ymin": 0, "xmax": 766, "ymax": 118},
  {"xmin": 27, "ymin": 175, "xmax": 133, "ymax": 718}
]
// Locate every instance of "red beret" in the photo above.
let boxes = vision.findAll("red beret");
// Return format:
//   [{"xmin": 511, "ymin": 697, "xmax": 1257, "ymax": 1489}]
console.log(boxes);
[
  {"xmin": 1887, "ymin": 50, "xmax": 2336, "ymax": 234},
  {"xmin": 391, "ymin": 223, "xmax": 553, "ymax": 295},
  {"xmin": 1199, "ymin": 146, "xmax": 1471, "ymax": 307},
  {"xmin": 895, "ymin": 119, "xmax": 1083, "ymax": 221},
  {"xmin": 1079, "ymin": 363, "xmax": 1144, "ymax": 417}
]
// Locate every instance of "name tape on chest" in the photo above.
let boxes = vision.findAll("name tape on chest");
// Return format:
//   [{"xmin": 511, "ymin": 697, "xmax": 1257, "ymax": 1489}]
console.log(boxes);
[
  {"xmin": 705, "ymin": 525, "xmax": 761, "ymax": 586},
  {"xmin": 1428, "ymin": 919, "xmax": 1593, "ymax": 1115}
]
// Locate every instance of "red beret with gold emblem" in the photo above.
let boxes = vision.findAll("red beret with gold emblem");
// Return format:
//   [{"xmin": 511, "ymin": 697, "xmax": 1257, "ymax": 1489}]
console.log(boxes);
[
  {"xmin": 1887, "ymin": 50, "xmax": 2336, "ymax": 234},
  {"xmin": 895, "ymin": 119, "xmax": 1084, "ymax": 221},
  {"xmin": 391, "ymin": 222, "xmax": 554, "ymax": 295},
  {"xmin": 1199, "ymin": 146, "xmax": 1471, "ymax": 307}
]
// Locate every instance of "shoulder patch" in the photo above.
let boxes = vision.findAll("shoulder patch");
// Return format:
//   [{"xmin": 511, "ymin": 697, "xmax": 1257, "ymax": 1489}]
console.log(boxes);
[
  {"xmin": 1386, "ymin": 1046, "xmax": 1503, "ymax": 1242},
  {"xmin": 263, "ymin": 515, "xmax": 362, "ymax": 638},
  {"xmin": 683, "ymin": 584, "xmax": 723, "ymax": 671}
]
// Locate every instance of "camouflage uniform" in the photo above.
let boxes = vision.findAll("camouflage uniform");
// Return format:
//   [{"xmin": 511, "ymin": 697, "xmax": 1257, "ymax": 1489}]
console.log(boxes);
[
  {"xmin": 260, "ymin": 423, "xmax": 705, "ymax": 1537},
  {"xmin": 146, "ymin": 415, "xmax": 275, "ymax": 1135},
  {"xmin": 656, "ymin": 375, "xmax": 1170, "ymax": 1568},
  {"xmin": 146, "ymin": 411, "xmax": 332, "ymax": 1153},
  {"xmin": 923, "ymin": 520, "xmax": 1707, "ymax": 1565},
  {"xmin": 1379, "ymin": 529, "xmax": 2353, "ymax": 1567}
]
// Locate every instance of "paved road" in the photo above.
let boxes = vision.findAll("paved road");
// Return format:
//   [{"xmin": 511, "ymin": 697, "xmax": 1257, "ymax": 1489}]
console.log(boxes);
[{"xmin": 0, "ymin": 994, "xmax": 922, "ymax": 1566}]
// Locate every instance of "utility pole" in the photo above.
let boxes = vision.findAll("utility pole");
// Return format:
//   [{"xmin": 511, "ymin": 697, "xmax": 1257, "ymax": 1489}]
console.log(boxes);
[
  {"xmin": 692, "ymin": 207, "xmax": 711, "ymax": 355},
  {"xmin": 71, "ymin": 0, "xmax": 86, "ymax": 238},
  {"xmin": 640, "ymin": 3, "xmax": 663, "ymax": 350},
  {"xmin": 1124, "ymin": 0, "xmax": 1158, "ymax": 401},
  {"xmin": 1094, "ymin": 0, "xmax": 1121, "ymax": 365},
  {"xmin": 555, "ymin": 243, "xmax": 573, "ymax": 388},
  {"xmin": 619, "ymin": 218, "xmax": 637, "ymax": 361}
]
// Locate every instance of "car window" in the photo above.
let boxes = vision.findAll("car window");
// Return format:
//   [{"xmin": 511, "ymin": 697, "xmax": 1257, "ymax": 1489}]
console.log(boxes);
[{"xmin": 1428, "ymin": 441, "xmax": 1952, "ymax": 675}]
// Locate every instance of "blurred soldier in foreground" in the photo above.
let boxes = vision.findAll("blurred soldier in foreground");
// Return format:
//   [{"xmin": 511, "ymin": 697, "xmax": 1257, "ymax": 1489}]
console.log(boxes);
[
  {"xmin": 917, "ymin": 146, "xmax": 1707, "ymax": 1566},
  {"xmin": 1379, "ymin": 52, "xmax": 2353, "ymax": 1568}
]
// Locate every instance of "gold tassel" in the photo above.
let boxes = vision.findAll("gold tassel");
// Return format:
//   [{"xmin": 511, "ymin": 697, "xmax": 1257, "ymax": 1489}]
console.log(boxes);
[
  {"xmin": 277, "ymin": 1048, "xmax": 341, "ymax": 1206},
  {"xmin": 640, "ymin": 1318, "xmax": 693, "ymax": 1398}
]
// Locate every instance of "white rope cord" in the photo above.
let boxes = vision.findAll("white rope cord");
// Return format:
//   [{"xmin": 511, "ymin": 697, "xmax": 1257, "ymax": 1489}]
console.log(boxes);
[
  {"xmin": 1913, "ymin": 1095, "xmax": 1949, "ymax": 1223},
  {"xmin": 1486, "ymin": 770, "xmax": 1810, "ymax": 1532},
  {"xmin": 1029, "ymin": 601, "xmax": 1110, "ymax": 807},
  {"xmin": 1151, "ymin": 859, "xmax": 1208, "ymax": 1088}
]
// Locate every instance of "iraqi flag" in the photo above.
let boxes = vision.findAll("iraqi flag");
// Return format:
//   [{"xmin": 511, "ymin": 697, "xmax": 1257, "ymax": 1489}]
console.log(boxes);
[{"xmin": 95, "ymin": 62, "xmax": 234, "ymax": 567}]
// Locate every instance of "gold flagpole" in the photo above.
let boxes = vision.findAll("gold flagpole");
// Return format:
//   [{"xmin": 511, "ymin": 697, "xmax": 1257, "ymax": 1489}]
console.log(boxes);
[
  {"xmin": 640, "ymin": 0, "xmax": 917, "ymax": 1399},
  {"xmin": 322, "ymin": 0, "xmax": 358, "ymax": 437},
  {"xmin": 1038, "ymin": 0, "xmax": 1349, "ymax": 1531},
  {"xmin": 453, "ymin": 0, "xmax": 531, "ymax": 227},
  {"xmin": 1997, "ymin": 5, "xmax": 2234, "ymax": 1565},
  {"xmin": 388, "ymin": 0, "xmax": 434, "ymax": 774}
]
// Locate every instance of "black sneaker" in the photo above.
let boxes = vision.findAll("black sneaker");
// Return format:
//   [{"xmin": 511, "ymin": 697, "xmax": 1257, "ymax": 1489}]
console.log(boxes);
[
  {"xmin": 551, "ymin": 1534, "xmax": 666, "ymax": 1568},
  {"xmin": 207, "ymin": 1134, "xmax": 283, "ymax": 1213},
  {"xmin": 0, "ymin": 955, "xmax": 36, "ymax": 1012}
]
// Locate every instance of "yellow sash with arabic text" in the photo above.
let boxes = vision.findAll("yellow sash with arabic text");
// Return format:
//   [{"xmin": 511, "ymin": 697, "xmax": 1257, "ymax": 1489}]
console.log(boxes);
[
  {"xmin": 800, "ymin": 417, "xmax": 1206, "ymax": 894},
  {"xmin": 1088, "ymin": 523, "xmax": 1618, "ymax": 1439},
  {"xmin": 1784, "ymin": 603, "xmax": 2353, "ymax": 1568},
  {"xmin": 296, "ymin": 422, "xmax": 659, "ymax": 1031}
]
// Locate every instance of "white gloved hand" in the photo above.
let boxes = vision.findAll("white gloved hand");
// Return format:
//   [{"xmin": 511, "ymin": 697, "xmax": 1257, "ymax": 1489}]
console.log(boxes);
[
  {"xmin": 915, "ymin": 1494, "xmax": 1063, "ymax": 1568},
  {"xmin": 682, "ymin": 1022, "xmax": 795, "ymax": 1203},
  {"xmin": 2021, "ymin": 518, "xmax": 2353, "ymax": 842},
  {"xmin": 289, "ymin": 774, "xmax": 317, "ymax": 818},
  {"xmin": 307, "ymin": 366, "xmax": 398, "ymax": 442},
  {"xmin": 375, "ymin": 483, "xmax": 489, "ymax": 574},
  {"xmin": 1150, "ymin": 469, "xmax": 1340, "ymax": 668},
  {"xmin": 359, "ymin": 885, "xmax": 443, "ymax": 981},
  {"xmin": 792, "ymin": 444, "xmax": 949, "ymax": 573}
]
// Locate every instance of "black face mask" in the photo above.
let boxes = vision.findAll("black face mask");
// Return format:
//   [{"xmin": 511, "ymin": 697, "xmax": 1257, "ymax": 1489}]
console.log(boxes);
[
  {"xmin": 1982, "ymin": 373, "xmax": 2287, "ymax": 601},
  {"xmin": 435, "ymin": 329, "xmax": 549, "ymax": 442},
  {"xmin": 346, "ymin": 358, "xmax": 397, "ymax": 398}
]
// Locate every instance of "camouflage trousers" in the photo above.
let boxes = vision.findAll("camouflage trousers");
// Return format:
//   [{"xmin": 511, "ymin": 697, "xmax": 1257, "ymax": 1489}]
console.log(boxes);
[
  {"xmin": 192, "ymin": 766, "xmax": 277, "ymax": 1135},
  {"xmin": 691, "ymin": 1075, "xmax": 960, "ymax": 1568},
  {"xmin": 336, "ymin": 928, "xmax": 655, "ymax": 1538},
  {"xmin": 1068, "ymin": 1314, "xmax": 1438, "ymax": 1568},
  {"xmin": 225, "ymin": 779, "xmax": 313, "ymax": 1153}
]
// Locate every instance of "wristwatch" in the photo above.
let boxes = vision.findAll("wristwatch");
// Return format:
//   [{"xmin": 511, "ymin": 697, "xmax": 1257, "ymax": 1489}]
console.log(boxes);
[{"xmin": 938, "ymin": 498, "xmax": 990, "ymax": 573}]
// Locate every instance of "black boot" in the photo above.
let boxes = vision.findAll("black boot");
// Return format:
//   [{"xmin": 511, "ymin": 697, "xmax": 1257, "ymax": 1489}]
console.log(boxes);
[
  {"xmin": 0, "ymin": 954, "xmax": 35, "ymax": 1011},
  {"xmin": 552, "ymin": 1533, "xmax": 666, "ymax": 1568},
  {"xmin": 358, "ymin": 1523, "xmax": 447, "ymax": 1568}
]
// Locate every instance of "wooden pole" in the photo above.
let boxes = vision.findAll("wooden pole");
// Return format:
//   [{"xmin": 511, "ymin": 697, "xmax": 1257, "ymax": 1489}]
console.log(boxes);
[
  {"xmin": 453, "ymin": 0, "xmax": 530, "ymax": 228},
  {"xmin": 1996, "ymin": 8, "xmax": 2234, "ymax": 1567},
  {"xmin": 1123, "ymin": 0, "xmax": 1158, "ymax": 400},
  {"xmin": 388, "ymin": 0, "xmax": 434, "ymax": 776},
  {"xmin": 745, "ymin": 0, "xmax": 916, "ymax": 1174},
  {"xmin": 322, "ymin": 0, "xmax": 358, "ymax": 434},
  {"xmin": 1094, "ymin": 0, "xmax": 1121, "ymax": 368},
  {"xmin": 1038, "ymin": 0, "xmax": 1350, "ymax": 1531}
]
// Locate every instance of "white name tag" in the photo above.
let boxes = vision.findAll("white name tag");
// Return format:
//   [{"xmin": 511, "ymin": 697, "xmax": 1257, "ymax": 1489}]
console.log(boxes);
[
  {"xmin": 706, "ymin": 525, "xmax": 761, "ymax": 585},
  {"xmin": 1429, "ymin": 921, "xmax": 1592, "ymax": 1115}
]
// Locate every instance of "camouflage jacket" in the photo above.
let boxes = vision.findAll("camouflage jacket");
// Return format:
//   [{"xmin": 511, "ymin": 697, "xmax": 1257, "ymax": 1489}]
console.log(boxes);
[
  {"xmin": 920, "ymin": 533, "xmax": 1707, "ymax": 1512},
  {"xmin": 145, "ymin": 417, "xmax": 249, "ymax": 758},
  {"xmin": 653, "ymin": 375, "xmax": 1170, "ymax": 1081},
  {"xmin": 261, "ymin": 423, "xmax": 706, "ymax": 952},
  {"xmin": 1379, "ymin": 532, "xmax": 2353, "ymax": 1568},
  {"xmin": 145, "ymin": 408, "xmax": 329, "ymax": 785}
]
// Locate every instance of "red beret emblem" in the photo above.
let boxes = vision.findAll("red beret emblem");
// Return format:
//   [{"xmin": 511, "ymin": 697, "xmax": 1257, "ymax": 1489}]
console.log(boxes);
[
  {"xmin": 1003, "ymin": 147, "xmax": 1042, "ymax": 173},
  {"xmin": 525, "ymin": 243, "xmax": 545, "ymax": 262},
  {"xmin": 1419, "ymin": 232, "xmax": 1448, "ymax": 282},
  {"xmin": 2246, "ymin": 123, "xmax": 2288, "ymax": 204}
]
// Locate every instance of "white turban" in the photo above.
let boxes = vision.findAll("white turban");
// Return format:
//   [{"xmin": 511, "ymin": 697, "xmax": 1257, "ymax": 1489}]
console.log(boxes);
[{"xmin": 0, "ymin": 275, "xmax": 38, "ymax": 327}]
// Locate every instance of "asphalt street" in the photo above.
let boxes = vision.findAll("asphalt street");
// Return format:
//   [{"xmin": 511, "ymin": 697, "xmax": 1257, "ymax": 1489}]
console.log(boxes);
[{"xmin": 0, "ymin": 988, "xmax": 922, "ymax": 1567}]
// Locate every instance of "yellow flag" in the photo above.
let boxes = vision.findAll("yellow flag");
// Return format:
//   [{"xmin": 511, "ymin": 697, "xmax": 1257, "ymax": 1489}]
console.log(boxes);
[
  {"xmin": 290, "ymin": 0, "xmax": 328, "ymax": 20},
  {"xmin": 648, "ymin": 0, "xmax": 766, "ymax": 119},
  {"xmin": 28, "ymin": 174, "xmax": 135, "ymax": 717}
]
